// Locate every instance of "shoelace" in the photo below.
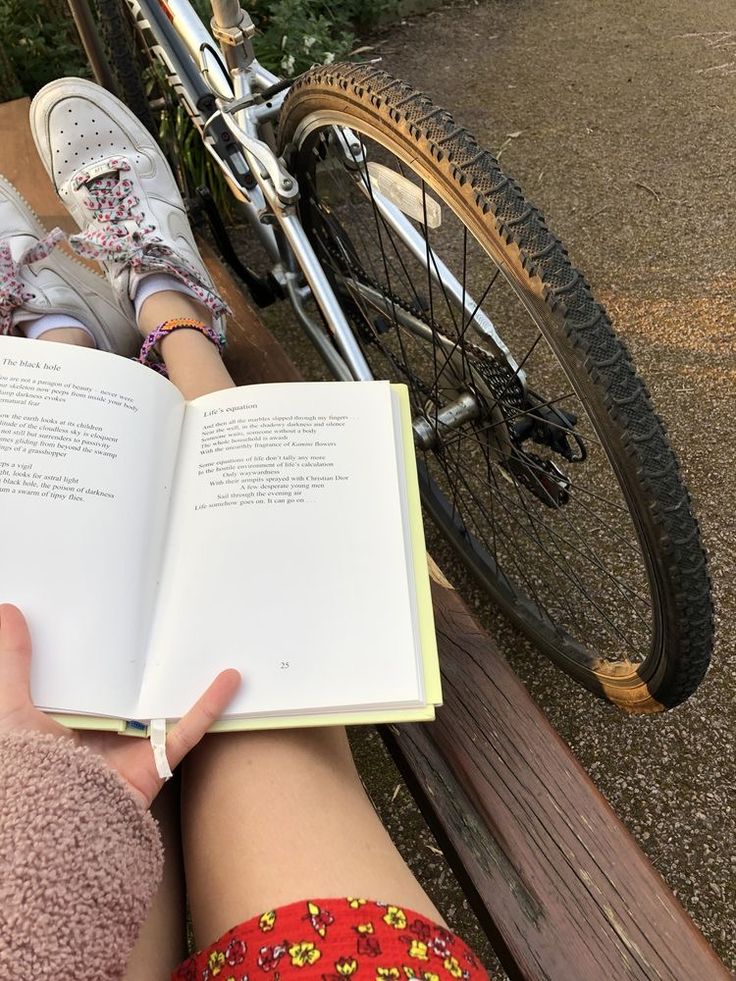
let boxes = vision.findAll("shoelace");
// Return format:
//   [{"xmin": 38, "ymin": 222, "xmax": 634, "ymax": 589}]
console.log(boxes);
[
  {"xmin": 0, "ymin": 228, "xmax": 66, "ymax": 335},
  {"xmin": 69, "ymin": 160, "xmax": 228, "ymax": 325}
]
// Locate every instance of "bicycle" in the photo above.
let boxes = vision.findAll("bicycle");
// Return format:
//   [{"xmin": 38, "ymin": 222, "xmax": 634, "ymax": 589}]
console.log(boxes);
[{"xmin": 69, "ymin": 0, "xmax": 713, "ymax": 712}]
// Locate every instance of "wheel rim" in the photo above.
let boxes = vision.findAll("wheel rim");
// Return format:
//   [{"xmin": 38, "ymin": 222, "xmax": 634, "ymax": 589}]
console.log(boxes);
[{"xmin": 291, "ymin": 112, "xmax": 660, "ymax": 687}]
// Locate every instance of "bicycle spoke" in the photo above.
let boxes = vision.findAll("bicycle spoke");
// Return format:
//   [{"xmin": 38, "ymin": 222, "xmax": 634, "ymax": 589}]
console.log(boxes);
[
  {"xmin": 446, "ymin": 452, "xmax": 650, "ymax": 642},
  {"xmin": 445, "ymin": 423, "xmax": 629, "ymax": 513},
  {"xmin": 442, "ymin": 430, "xmax": 639, "ymax": 576},
  {"xmin": 420, "ymin": 194, "xmax": 461, "ymax": 336},
  {"xmin": 300, "ymin": 121, "xmax": 656, "ymax": 670},
  {"xmin": 427, "ymin": 266, "xmax": 502, "ymax": 389},
  {"xmin": 481, "ymin": 460, "xmax": 649, "ymax": 617},
  {"xmin": 460, "ymin": 473, "xmax": 643, "ymax": 654},
  {"xmin": 360, "ymin": 140, "xmax": 427, "ymax": 411},
  {"xmin": 440, "ymin": 446, "xmax": 560, "ymax": 629},
  {"xmin": 451, "ymin": 430, "xmax": 601, "ymax": 637},
  {"xmin": 440, "ymin": 424, "xmax": 579, "ymax": 630},
  {"xmin": 440, "ymin": 444, "xmax": 582, "ymax": 635}
]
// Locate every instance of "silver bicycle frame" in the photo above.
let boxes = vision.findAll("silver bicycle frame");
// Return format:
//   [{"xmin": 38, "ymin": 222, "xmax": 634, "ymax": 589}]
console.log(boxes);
[{"xmin": 118, "ymin": 0, "xmax": 525, "ymax": 392}]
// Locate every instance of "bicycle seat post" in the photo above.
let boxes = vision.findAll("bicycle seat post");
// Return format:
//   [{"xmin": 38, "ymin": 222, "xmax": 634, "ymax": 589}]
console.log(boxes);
[{"xmin": 210, "ymin": 0, "xmax": 256, "ymax": 73}]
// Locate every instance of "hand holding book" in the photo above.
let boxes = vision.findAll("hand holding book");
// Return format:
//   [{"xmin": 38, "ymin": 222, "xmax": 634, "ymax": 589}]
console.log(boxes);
[{"xmin": 0, "ymin": 603, "xmax": 241, "ymax": 808}]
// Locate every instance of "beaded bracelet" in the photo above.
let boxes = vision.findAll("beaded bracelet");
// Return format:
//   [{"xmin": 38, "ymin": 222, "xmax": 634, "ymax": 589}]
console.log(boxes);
[{"xmin": 138, "ymin": 317, "xmax": 225, "ymax": 374}]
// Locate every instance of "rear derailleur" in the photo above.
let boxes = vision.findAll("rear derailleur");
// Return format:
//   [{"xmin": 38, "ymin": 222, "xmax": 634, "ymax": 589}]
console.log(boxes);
[{"xmin": 499, "ymin": 392, "xmax": 587, "ymax": 508}]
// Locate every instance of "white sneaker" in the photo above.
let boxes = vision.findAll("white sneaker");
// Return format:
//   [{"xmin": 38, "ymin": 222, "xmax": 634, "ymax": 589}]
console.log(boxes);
[
  {"xmin": 0, "ymin": 175, "xmax": 141, "ymax": 353},
  {"xmin": 29, "ymin": 77, "xmax": 227, "ymax": 338}
]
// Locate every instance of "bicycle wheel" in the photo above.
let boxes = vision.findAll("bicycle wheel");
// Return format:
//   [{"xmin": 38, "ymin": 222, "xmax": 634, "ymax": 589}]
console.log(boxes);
[
  {"xmin": 90, "ymin": 0, "xmax": 157, "ymax": 133},
  {"xmin": 279, "ymin": 63, "xmax": 713, "ymax": 712},
  {"xmin": 92, "ymin": 0, "xmax": 208, "ymax": 200}
]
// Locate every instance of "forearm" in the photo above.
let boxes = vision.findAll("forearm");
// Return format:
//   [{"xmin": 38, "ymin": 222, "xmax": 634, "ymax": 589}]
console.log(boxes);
[{"xmin": 0, "ymin": 731, "xmax": 163, "ymax": 980}]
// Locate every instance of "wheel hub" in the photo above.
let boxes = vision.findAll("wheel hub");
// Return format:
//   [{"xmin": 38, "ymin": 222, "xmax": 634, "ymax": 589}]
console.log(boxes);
[{"xmin": 412, "ymin": 392, "xmax": 480, "ymax": 450}]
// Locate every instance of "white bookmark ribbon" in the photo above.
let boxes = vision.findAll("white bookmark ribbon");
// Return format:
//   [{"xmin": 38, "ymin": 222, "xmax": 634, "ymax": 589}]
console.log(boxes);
[{"xmin": 150, "ymin": 718, "xmax": 173, "ymax": 781}]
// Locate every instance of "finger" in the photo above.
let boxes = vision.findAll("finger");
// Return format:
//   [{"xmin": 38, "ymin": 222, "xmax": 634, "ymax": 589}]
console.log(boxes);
[
  {"xmin": 0, "ymin": 604, "xmax": 33, "ymax": 706},
  {"xmin": 164, "ymin": 669, "xmax": 241, "ymax": 771}
]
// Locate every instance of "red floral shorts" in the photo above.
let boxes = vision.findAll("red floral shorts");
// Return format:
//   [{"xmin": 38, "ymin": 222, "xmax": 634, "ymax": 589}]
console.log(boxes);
[{"xmin": 172, "ymin": 897, "xmax": 488, "ymax": 981}]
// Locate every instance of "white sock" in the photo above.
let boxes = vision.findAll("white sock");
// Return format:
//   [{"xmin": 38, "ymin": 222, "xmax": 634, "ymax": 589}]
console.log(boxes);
[
  {"xmin": 21, "ymin": 313, "xmax": 96, "ymax": 344},
  {"xmin": 132, "ymin": 273, "xmax": 201, "ymax": 323}
]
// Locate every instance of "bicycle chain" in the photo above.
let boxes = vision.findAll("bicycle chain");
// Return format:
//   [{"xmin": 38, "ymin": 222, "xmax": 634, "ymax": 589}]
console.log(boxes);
[{"xmin": 326, "ymin": 237, "xmax": 526, "ymax": 412}]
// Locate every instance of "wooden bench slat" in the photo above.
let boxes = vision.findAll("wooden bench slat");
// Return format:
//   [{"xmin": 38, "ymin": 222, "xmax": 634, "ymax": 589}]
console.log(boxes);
[
  {"xmin": 386, "ymin": 569, "xmax": 728, "ymax": 980},
  {"xmin": 0, "ymin": 97, "xmax": 78, "ymax": 233}
]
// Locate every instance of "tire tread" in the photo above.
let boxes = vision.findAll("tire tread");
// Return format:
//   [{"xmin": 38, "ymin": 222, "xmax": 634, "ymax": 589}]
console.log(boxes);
[{"xmin": 280, "ymin": 63, "xmax": 714, "ymax": 710}]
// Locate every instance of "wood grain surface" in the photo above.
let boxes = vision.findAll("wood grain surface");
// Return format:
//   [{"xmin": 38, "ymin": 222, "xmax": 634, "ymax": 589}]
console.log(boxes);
[
  {"xmin": 385, "ymin": 567, "xmax": 730, "ymax": 980},
  {"xmin": 0, "ymin": 97, "xmax": 78, "ymax": 233}
]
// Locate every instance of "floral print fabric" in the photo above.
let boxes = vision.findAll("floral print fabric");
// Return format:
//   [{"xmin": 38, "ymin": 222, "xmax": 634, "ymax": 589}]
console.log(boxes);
[{"xmin": 173, "ymin": 898, "xmax": 488, "ymax": 981}]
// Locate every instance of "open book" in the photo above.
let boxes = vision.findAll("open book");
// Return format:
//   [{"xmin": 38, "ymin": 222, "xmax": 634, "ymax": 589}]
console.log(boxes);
[{"xmin": 0, "ymin": 336, "xmax": 440, "ymax": 734}]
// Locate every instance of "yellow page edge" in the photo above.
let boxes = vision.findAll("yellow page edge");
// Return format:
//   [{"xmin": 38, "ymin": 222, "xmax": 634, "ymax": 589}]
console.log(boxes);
[
  {"xmin": 49, "ymin": 714, "xmax": 129, "ymax": 733},
  {"xmin": 393, "ymin": 383, "xmax": 442, "ymax": 705},
  {"xmin": 209, "ymin": 704, "xmax": 436, "ymax": 733},
  {"xmin": 50, "ymin": 705, "xmax": 436, "ymax": 737}
]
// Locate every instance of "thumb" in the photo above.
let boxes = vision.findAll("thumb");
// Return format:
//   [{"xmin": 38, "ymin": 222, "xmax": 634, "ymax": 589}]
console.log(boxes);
[
  {"xmin": 0, "ymin": 604, "xmax": 34, "ymax": 709},
  {"xmin": 164, "ymin": 668, "xmax": 242, "ymax": 770}
]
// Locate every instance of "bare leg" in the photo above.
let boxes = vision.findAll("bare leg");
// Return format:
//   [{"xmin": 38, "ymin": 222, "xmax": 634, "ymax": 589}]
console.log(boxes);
[
  {"xmin": 35, "ymin": 327, "xmax": 95, "ymax": 347},
  {"xmin": 183, "ymin": 727, "xmax": 444, "ymax": 948},
  {"xmin": 137, "ymin": 290, "xmax": 234, "ymax": 399}
]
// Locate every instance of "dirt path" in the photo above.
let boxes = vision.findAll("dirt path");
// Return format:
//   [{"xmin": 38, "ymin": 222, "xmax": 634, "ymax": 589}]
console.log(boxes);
[{"xmin": 365, "ymin": 0, "xmax": 736, "ymax": 967}]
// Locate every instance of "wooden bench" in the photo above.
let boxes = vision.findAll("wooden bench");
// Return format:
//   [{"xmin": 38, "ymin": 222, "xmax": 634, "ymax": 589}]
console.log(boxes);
[{"xmin": 1, "ymin": 94, "xmax": 728, "ymax": 980}]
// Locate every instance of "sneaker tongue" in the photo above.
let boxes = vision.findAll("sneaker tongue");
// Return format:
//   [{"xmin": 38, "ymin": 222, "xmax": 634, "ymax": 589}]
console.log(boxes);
[
  {"xmin": 81, "ymin": 158, "xmax": 125, "ymax": 184},
  {"xmin": 71, "ymin": 157, "xmax": 139, "ymax": 238},
  {"xmin": 71, "ymin": 156, "xmax": 128, "ymax": 194}
]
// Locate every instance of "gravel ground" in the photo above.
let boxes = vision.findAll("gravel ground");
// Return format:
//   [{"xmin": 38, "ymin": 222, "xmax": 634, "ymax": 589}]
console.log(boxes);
[
  {"xmin": 245, "ymin": 0, "xmax": 736, "ymax": 971},
  {"xmin": 373, "ymin": 0, "xmax": 736, "ymax": 967}
]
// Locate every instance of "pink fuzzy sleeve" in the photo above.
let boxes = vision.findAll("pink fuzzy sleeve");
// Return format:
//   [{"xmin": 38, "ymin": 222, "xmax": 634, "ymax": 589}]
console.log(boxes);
[{"xmin": 0, "ymin": 730, "xmax": 164, "ymax": 980}]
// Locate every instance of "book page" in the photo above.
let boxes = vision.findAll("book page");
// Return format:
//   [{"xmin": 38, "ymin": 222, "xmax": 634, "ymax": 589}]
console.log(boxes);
[
  {"xmin": 138, "ymin": 381, "xmax": 423, "ymax": 720},
  {"xmin": 0, "ymin": 337, "xmax": 184, "ymax": 716}
]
